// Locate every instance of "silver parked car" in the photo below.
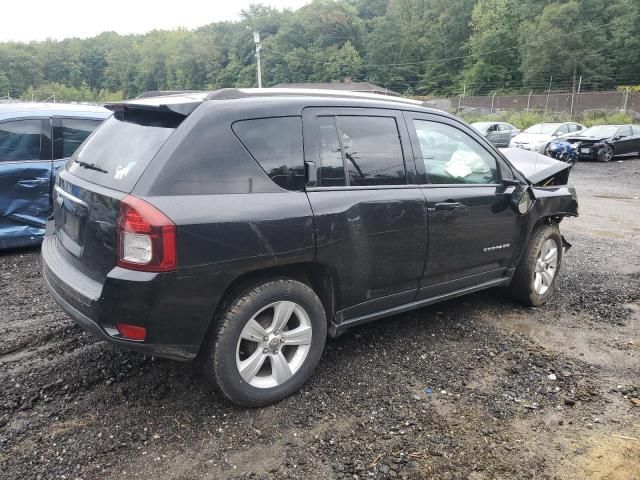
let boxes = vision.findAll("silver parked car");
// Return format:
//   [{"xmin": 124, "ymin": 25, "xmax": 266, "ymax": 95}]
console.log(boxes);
[
  {"xmin": 509, "ymin": 122, "xmax": 585, "ymax": 153},
  {"xmin": 471, "ymin": 121, "xmax": 520, "ymax": 147}
]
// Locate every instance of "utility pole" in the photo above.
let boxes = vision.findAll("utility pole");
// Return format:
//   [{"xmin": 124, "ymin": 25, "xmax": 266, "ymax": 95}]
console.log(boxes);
[
  {"xmin": 458, "ymin": 83, "xmax": 465, "ymax": 112},
  {"xmin": 570, "ymin": 75, "xmax": 582, "ymax": 120},
  {"xmin": 253, "ymin": 32, "xmax": 262, "ymax": 89},
  {"xmin": 543, "ymin": 76, "xmax": 553, "ymax": 124},
  {"xmin": 623, "ymin": 87, "xmax": 630, "ymax": 113}
]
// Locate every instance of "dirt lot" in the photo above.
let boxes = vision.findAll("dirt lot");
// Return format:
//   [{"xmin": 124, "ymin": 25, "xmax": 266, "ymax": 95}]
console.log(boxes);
[{"xmin": 1, "ymin": 160, "xmax": 639, "ymax": 480}]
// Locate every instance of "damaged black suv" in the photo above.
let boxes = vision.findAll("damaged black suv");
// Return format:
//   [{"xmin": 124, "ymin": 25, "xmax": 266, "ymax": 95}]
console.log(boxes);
[{"xmin": 42, "ymin": 89, "xmax": 578, "ymax": 407}]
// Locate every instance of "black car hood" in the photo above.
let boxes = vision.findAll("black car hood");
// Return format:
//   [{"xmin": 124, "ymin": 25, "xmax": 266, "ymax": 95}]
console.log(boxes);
[{"xmin": 500, "ymin": 147, "xmax": 572, "ymax": 185}]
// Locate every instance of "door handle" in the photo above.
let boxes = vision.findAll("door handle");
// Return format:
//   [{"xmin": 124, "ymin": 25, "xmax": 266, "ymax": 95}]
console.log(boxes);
[
  {"xmin": 305, "ymin": 161, "xmax": 317, "ymax": 187},
  {"xmin": 434, "ymin": 201, "xmax": 462, "ymax": 211},
  {"xmin": 17, "ymin": 178, "xmax": 49, "ymax": 188}
]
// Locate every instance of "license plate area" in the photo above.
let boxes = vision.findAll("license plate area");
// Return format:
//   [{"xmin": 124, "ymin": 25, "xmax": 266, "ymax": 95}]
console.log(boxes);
[
  {"xmin": 581, "ymin": 148, "xmax": 591, "ymax": 154},
  {"xmin": 54, "ymin": 186, "xmax": 89, "ymax": 256}
]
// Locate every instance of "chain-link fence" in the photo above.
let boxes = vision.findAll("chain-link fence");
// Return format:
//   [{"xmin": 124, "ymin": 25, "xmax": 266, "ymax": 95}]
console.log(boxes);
[{"xmin": 422, "ymin": 90, "xmax": 640, "ymax": 118}]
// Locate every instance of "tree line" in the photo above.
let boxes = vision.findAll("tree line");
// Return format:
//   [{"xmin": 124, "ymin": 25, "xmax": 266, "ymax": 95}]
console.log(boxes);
[{"xmin": 1, "ymin": 0, "xmax": 639, "ymax": 102}]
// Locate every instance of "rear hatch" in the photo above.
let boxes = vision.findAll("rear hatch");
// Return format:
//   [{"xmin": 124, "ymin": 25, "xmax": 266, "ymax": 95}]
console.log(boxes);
[{"xmin": 53, "ymin": 96, "xmax": 200, "ymax": 282}]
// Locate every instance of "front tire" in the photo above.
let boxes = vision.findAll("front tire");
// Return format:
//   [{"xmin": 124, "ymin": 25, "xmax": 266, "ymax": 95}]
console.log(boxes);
[
  {"xmin": 508, "ymin": 224, "xmax": 563, "ymax": 306},
  {"xmin": 204, "ymin": 279, "xmax": 327, "ymax": 407},
  {"xmin": 596, "ymin": 144, "xmax": 614, "ymax": 162}
]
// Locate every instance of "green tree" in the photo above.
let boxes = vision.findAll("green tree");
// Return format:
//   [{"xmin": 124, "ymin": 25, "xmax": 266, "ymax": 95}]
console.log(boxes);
[
  {"xmin": 520, "ymin": 0, "xmax": 611, "ymax": 91},
  {"xmin": 461, "ymin": 0, "xmax": 522, "ymax": 95},
  {"xmin": 0, "ymin": 0, "xmax": 637, "ymax": 101}
]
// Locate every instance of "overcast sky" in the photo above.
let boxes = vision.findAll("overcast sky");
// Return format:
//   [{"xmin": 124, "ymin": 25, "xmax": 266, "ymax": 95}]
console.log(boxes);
[{"xmin": 1, "ymin": 0, "xmax": 311, "ymax": 42}]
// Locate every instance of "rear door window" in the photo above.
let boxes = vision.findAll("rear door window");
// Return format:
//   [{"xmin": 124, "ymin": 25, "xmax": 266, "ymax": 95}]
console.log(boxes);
[
  {"xmin": 0, "ymin": 119, "xmax": 42, "ymax": 162},
  {"xmin": 337, "ymin": 116, "xmax": 406, "ymax": 186},
  {"xmin": 232, "ymin": 117, "xmax": 305, "ymax": 191},
  {"xmin": 54, "ymin": 118, "xmax": 103, "ymax": 159},
  {"xmin": 66, "ymin": 110, "xmax": 181, "ymax": 192},
  {"xmin": 312, "ymin": 114, "xmax": 406, "ymax": 187},
  {"xmin": 317, "ymin": 116, "xmax": 346, "ymax": 187}
]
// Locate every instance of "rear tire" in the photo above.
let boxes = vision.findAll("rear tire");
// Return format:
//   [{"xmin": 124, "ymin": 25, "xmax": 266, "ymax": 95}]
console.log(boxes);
[
  {"xmin": 508, "ymin": 224, "xmax": 563, "ymax": 307},
  {"xmin": 203, "ymin": 279, "xmax": 327, "ymax": 407}
]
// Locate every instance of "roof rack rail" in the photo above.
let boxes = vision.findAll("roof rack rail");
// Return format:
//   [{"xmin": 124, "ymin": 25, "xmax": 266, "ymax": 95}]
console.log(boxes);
[
  {"xmin": 136, "ymin": 90, "xmax": 206, "ymax": 99},
  {"xmin": 202, "ymin": 88, "xmax": 423, "ymax": 105}
]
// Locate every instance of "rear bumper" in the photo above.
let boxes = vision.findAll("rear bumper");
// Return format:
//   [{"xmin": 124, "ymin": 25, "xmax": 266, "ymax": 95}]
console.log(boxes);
[{"xmin": 42, "ymin": 232, "xmax": 204, "ymax": 361}]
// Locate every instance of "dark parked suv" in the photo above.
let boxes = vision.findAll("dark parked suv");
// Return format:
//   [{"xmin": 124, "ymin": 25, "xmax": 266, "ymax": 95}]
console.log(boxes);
[{"xmin": 42, "ymin": 89, "xmax": 578, "ymax": 406}]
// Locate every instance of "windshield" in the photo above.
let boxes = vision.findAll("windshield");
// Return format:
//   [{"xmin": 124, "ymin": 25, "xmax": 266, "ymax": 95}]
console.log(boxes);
[
  {"xmin": 66, "ymin": 110, "xmax": 182, "ymax": 192},
  {"xmin": 471, "ymin": 122, "xmax": 492, "ymax": 133},
  {"xmin": 579, "ymin": 125, "xmax": 620, "ymax": 138},
  {"xmin": 524, "ymin": 123, "xmax": 559, "ymax": 134}
]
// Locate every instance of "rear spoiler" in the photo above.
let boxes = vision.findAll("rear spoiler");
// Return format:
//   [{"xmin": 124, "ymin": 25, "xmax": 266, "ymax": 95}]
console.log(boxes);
[{"xmin": 105, "ymin": 92, "xmax": 208, "ymax": 116}]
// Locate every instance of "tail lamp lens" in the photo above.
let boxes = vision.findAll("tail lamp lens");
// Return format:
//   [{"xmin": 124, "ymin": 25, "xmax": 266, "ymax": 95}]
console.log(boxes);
[
  {"xmin": 116, "ymin": 323, "xmax": 147, "ymax": 341},
  {"xmin": 116, "ymin": 196, "xmax": 176, "ymax": 272}
]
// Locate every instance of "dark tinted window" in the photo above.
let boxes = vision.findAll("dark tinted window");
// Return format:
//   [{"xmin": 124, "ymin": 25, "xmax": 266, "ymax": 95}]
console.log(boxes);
[
  {"xmin": 337, "ymin": 116, "xmax": 405, "ymax": 186},
  {"xmin": 412, "ymin": 120, "xmax": 498, "ymax": 185},
  {"xmin": 0, "ymin": 119, "xmax": 42, "ymax": 162},
  {"xmin": 317, "ymin": 116, "xmax": 346, "ymax": 187},
  {"xmin": 55, "ymin": 118, "xmax": 102, "ymax": 159},
  {"xmin": 67, "ymin": 110, "xmax": 180, "ymax": 192},
  {"xmin": 232, "ymin": 117, "xmax": 304, "ymax": 191}
]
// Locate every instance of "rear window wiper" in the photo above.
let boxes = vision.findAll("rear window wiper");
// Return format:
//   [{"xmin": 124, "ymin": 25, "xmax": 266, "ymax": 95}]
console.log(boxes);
[{"xmin": 73, "ymin": 159, "xmax": 108, "ymax": 173}]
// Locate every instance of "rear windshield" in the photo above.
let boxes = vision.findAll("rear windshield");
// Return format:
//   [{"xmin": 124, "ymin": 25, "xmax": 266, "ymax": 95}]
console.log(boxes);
[{"xmin": 66, "ymin": 110, "xmax": 181, "ymax": 192}]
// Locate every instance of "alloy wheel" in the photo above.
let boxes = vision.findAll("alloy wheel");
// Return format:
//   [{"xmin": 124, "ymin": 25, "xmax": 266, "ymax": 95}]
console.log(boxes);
[
  {"xmin": 235, "ymin": 301, "xmax": 312, "ymax": 389},
  {"xmin": 534, "ymin": 239, "xmax": 558, "ymax": 295},
  {"xmin": 599, "ymin": 145, "xmax": 614, "ymax": 162}
]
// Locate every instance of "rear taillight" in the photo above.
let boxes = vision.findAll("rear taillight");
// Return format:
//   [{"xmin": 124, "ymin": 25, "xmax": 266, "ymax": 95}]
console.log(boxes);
[
  {"xmin": 116, "ymin": 323, "xmax": 147, "ymax": 341},
  {"xmin": 116, "ymin": 196, "xmax": 176, "ymax": 272}
]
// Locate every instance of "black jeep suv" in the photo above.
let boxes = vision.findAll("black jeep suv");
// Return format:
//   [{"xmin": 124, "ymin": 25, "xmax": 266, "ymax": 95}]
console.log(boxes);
[{"xmin": 42, "ymin": 89, "xmax": 578, "ymax": 407}]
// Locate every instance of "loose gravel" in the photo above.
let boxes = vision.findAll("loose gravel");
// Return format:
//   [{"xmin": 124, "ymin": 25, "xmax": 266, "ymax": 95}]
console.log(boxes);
[{"xmin": 1, "ymin": 160, "xmax": 639, "ymax": 480}]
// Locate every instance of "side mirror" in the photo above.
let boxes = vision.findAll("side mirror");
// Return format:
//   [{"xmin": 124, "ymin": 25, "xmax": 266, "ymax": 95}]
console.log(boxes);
[
  {"xmin": 511, "ymin": 185, "xmax": 535, "ymax": 215},
  {"xmin": 503, "ymin": 178, "xmax": 522, "ymax": 187}
]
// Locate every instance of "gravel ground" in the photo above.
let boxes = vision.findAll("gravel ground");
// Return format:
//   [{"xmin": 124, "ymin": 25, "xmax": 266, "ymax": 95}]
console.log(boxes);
[{"xmin": 1, "ymin": 159, "xmax": 639, "ymax": 480}]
